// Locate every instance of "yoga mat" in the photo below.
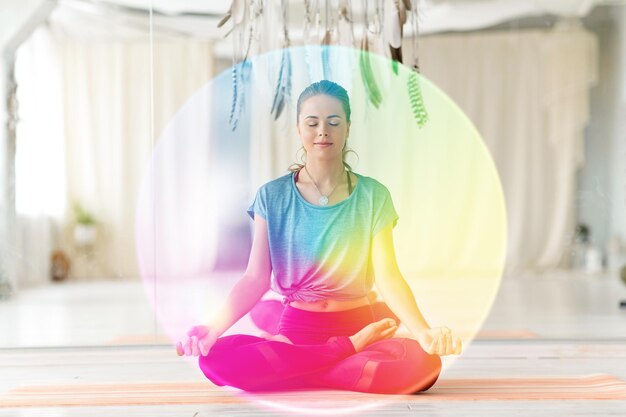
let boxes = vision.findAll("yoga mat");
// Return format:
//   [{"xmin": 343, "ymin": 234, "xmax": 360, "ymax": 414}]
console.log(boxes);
[
  {"xmin": 105, "ymin": 329, "xmax": 538, "ymax": 345},
  {"xmin": 2, "ymin": 374, "xmax": 625, "ymax": 407}
]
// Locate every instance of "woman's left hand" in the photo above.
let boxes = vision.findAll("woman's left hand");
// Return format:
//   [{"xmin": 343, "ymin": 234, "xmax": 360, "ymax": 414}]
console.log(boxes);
[{"xmin": 413, "ymin": 326, "xmax": 462, "ymax": 356}]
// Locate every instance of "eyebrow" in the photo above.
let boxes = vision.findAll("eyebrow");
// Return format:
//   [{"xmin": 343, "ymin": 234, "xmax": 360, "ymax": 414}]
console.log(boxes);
[{"xmin": 304, "ymin": 115, "xmax": 342, "ymax": 120}]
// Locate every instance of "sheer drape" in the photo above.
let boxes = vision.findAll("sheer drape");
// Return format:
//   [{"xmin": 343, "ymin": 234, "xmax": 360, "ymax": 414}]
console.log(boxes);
[
  {"xmin": 418, "ymin": 25, "xmax": 597, "ymax": 271},
  {"xmin": 14, "ymin": 28, "xmax": 216, "ymax": 283}
]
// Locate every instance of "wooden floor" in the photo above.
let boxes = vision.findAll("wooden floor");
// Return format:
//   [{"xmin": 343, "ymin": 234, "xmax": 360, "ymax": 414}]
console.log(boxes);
[
  {"xmin": 1, "ymin": 340, "xmax": 626, "ymax": 416},
  {"xmin": 1, "ymin": 270, "xmax": 625, "ymax": 415}
]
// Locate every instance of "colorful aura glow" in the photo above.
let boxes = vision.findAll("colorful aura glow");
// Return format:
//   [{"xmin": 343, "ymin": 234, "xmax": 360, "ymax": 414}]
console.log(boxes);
[{"xmin": 135, "ymin": 45, "xmax": 507, "ymax": 415}]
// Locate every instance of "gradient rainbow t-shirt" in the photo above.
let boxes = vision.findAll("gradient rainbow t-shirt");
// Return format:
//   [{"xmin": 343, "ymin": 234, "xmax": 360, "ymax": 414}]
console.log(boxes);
[{"xmin": 247, "ymin": 171, "xmax": 399, "ymax": 303}]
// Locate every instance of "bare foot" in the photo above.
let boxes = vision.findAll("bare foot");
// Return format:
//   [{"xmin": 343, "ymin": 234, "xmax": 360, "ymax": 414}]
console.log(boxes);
[{"xmin": 349, "ymin": 318, "xmax": 398, "ymax": 352}]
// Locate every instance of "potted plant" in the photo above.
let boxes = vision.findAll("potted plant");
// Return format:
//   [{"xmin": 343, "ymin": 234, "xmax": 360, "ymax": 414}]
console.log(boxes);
[{"xmin": 73, "ymin": 202, "xmax": 97, "ymax": 247}]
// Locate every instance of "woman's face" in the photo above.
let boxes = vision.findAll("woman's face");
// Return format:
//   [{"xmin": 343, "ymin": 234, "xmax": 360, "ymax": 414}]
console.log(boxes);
[{"xmin": 297, "ymin": 94, "xmax": 350, "ymax": 161}]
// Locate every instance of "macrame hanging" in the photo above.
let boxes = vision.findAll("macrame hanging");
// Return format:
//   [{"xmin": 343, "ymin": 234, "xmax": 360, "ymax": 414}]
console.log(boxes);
[{"xmin": 218, "ymin": 0, "xmax": 428, "ymax": 129}]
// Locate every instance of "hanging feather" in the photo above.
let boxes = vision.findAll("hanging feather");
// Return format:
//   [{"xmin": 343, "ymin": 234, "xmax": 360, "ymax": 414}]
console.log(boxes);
[
  {"xmin": 408, "ymin": 2, "xmax": 428, "ymax": 127},
  {"xmin": 232, "ymin": 0, "xmax": 247, "ymax": 25},
  {"xmin": 402, "ymin": 0, "xmax": 412, "ymax": 11},
  {"xmin": 359, "ymin": 32, "xmax": 382, "ymax": 108},
  {"xmin": 386, "ymin": 0, "xmax": 404, "ymax": 75},
  {"xmin": 385, "ymin": 0, "xmax": 402, "ymax": 49},
  {"xmin": 303, "ymin": 0, "xmax": 315, "ymax": 84},
  {"xmin": 238, "ymin": 59, "xmax": 253, "ymax": 119},
  {"xmin": 270, "ymin": 47, "xmax": 292, "ymax": 120},
  {"xmin": 337, "ymin": 0, "xmax": 355, "ymax": 48},
  {"xmin": 320, "ymin": 0, "xmax": 332, "ymax": 80},
  {"xmin": 408, "ymin": 69, "xmax": 428, "ymax": 127},
  {"xmin": 321, "ymin": 29, "xmax": 332, "ymax": 80},
  {"xmin": 217, "ymin": 11, "xmax": 231, "ymax": 28},
  {"xmin": 225, "ymin": 0, "xmax": 253, "ymax": 132},
  {"xmin": 271, "ymin": 0, "xmax": 292, "ymax": 120},
  {"xmin": 395, "ymin": 0, "xmax": 407, "ymax": 24},
  {"xmin": 228, "ymin": 64, "xmax": 240, "ymax": 131}
]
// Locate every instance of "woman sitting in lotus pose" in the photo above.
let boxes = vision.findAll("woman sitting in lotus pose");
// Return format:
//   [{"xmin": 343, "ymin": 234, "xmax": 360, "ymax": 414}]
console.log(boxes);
[{"xmin": 177, "ymin": 80, "xmax": 462, "ymax": 394}]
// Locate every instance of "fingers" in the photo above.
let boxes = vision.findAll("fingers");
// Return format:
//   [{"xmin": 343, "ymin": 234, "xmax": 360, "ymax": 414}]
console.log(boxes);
[
  {"xmin": 176, "ymin": 336, "xmax": 205, "ymax": 357},
  {"xmin": 190, "ymin": 336, "xmax": 199, "ymax": 356},
  {"xmin": 427, "ymin": 335, "xmax": 438, "ymax": 355},
  {"xmin": 187, "ymin": 325, "xmax": 208, "ymax": 338},
  {"xmin": 198, "ymin": 339, "xmax": 208, "ymax": 356},
  {"xmin": 435, "ymin": 334, "xmax": 462, "ymax": 356},
  {"xmin": 453, "ymin": 336, "xmax": 463, "ymax": 355}
]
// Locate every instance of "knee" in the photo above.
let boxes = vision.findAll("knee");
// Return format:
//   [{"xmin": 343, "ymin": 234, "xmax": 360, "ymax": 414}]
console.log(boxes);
[
  {"xmin": 413, "ymin": 353, "xmax": 441, "ymax": 392},
  {"xmin": 403, "ymin": 339, "xmax": 442, "ymax": 393}
]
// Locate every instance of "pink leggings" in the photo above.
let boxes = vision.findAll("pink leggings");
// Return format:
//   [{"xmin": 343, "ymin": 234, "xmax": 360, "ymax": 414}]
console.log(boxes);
[{"xmin": 198, "ymin": 302, "xmax": 441, "ymax": 394}]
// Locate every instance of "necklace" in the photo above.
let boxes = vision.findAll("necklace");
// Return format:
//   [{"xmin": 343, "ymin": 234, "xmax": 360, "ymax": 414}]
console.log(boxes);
[{"xmin": 303, "ymin": 164, "xmax": 344, "ymax": 206}]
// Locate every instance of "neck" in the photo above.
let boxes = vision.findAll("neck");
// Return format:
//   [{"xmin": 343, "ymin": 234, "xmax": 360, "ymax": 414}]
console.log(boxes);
[{"xmin": 303, "ymin": 158, "xmax": 345, "ymax": 189}]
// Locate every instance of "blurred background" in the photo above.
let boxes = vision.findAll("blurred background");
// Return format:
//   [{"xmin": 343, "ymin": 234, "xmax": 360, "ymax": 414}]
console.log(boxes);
[{"xmin": 0, "ymin": 0, "xmax": 625, "ymax": 348}]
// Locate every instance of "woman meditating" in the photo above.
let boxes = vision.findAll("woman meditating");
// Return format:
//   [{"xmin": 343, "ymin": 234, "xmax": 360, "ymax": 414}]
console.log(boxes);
[{"xmin": 176, "ymin": 80, "xmax": 462, "ymax": 394}]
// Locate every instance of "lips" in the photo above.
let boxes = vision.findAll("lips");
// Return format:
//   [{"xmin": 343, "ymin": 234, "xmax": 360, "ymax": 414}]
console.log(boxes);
[{"xmin": 314, "ymin": 143, "xmax": 333, "ymax": 146}]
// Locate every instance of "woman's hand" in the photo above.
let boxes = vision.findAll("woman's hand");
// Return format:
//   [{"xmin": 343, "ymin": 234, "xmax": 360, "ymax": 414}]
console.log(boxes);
[
  {"xmin": 413, "ymin": 326, "xmax": 462, "ymax": 356},
  {"xmin": 175, "ymin": 325, "xmax": 219, "ymax": 357}
]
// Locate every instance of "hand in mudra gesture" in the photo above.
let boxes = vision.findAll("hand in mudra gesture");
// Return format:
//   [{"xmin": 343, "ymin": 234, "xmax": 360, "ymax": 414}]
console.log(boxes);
[
  {"xmin": 414, "ymin": 326, "xmax": 462, "ymax": 356},
  {"xmin": 175, "ymin": 325, "xmax": 219, "ymax": 357}
]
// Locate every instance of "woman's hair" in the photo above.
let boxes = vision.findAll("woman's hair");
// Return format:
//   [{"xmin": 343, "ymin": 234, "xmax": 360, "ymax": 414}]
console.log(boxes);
[{"xmin": 288, "ymin": 80, "xmax": 358, "ymax": 173}]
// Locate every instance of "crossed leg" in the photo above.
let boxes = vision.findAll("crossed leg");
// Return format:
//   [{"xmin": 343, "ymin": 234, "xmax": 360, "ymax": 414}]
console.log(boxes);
[{"xmin": 198, "ymin": 319, "xmax": 441, "ymax": 394}]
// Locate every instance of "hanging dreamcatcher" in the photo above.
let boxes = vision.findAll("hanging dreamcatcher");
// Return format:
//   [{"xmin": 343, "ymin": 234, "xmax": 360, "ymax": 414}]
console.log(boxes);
[
  {"xmin": 219, "ymin": 0, "xmax": 259, "ymax": 131},
  {"xmin": 270, "ymin": 0, "xmax": 293, "ymax": 120},
  {"xmin": 360, "ymin": 0, "xmax": 382, "ymax": 108},
  {"xmin": 217, "ymin": 0, "xmax": 428, "ymax": 129},
  {"xmin": 302, "ymin": 0, "xmax": 316, "ymax": 84}
]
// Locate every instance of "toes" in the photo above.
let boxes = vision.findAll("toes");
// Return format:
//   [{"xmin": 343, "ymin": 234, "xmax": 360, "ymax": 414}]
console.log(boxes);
[{"xmin": 381, "ymin": 325, "xmax": 398, "ymax": 338}]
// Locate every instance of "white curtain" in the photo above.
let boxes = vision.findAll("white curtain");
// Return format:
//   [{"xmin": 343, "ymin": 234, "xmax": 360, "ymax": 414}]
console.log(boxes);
[
  {"xmin": 14, "ymin": 26, "xmax": 216, "ymax": 283},
  {"xmin": 14, "ymin": 24, "xmax": 65, "ymax": 287},
  {"xmin": 418, "ymin": 25, "xmax": 598, "ymax": 271}
]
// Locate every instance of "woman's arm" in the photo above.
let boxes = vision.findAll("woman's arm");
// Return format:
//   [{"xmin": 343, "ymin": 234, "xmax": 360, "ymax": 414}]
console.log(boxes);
[
  {"xmin": 208, "ymin": 214, "xmax": 272, "ymax": 337},
  {"xmin": 177, "ymin": 215, "xmax": 272, "ymax": 356},
  {"xmin": 371, "ymin": 223, "xmax": 462, "ymax": 355},
  {"xmin": 371, "ymin": 223, "xmax": 431, "ymax": 335}
]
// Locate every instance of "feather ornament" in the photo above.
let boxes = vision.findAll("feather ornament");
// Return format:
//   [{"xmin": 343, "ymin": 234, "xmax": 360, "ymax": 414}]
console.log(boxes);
[
  {"xmin": 387, "ymin": 0, "xmax": 405, "ymax": 75},
  {"xmin": 303, "ymin": 0, "xmax": 315, "ymax": 84},
  {"xmin": 321, "ymin": 29, "xmax": 332, "ymax": 80},
  {"xmin": 228, "ymin": 64, "xmax": 239, "ymax": 131},
  {"xmin": 359, "ymin": 32, "xmax": 382, "ymax": 108},
  {"xmin": 337, "ymin": 0, "xmax": 355, "ymax": 47},
  {"xmin": 408, "ymin": 69, "xmax": 428, "ymax": 127},
  {"xmin": 407, "ymin": 3, "xmax": 428, "ymax": 128},
  {"xmin": 232, "ymin": 0, "xmax": 247, "ymax": 25},
  {"xmin": 270, "ymin": 46, "xmax": 292, "ymax": 120},
  {"xmin": 271, "ymin": 0, "xmax": 292, "ymax": 120}
]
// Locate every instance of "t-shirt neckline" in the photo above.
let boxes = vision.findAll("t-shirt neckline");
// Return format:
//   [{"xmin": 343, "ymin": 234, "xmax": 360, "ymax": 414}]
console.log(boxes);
[{"xmin": 291, "ymin": 170, "xmax": 361, "ymax": 209}]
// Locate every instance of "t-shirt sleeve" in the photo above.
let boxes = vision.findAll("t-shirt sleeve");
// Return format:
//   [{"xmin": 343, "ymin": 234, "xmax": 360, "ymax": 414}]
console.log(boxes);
[
  {"xmin": 372, "ymin": 185, "xmax": 399, "ymax": 236},
  {"xmin": 247, "ymin": 186, "xmax": 267, "ymax": 220}
]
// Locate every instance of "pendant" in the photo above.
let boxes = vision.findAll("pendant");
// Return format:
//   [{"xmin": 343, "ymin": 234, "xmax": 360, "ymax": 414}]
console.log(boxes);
[{"xmin": 319, "ymin": 195, "xmax": 329, "ymax": 206}]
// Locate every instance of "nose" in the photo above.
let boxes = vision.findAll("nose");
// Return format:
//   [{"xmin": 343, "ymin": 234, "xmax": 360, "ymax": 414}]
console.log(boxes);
[{"xmin": 318, "ymin": 133, "xmax": 328, "ymax": 136}]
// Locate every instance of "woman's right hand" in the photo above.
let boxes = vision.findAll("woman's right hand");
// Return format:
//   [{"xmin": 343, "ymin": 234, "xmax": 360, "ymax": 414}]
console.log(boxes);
[{"xmin": 176, "ymin": 325, "xmax": 218, "ymax": 357}]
